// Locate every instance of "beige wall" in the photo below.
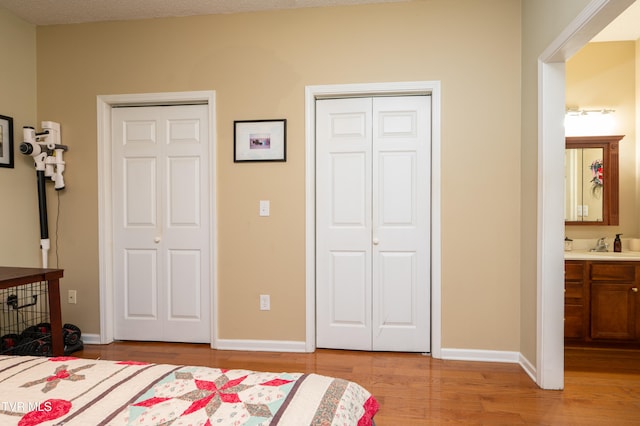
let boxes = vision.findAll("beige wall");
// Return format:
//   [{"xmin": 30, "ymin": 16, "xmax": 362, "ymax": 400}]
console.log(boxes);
[
  {"xmin": 1, "ymin": 0, "xmax": 605, "ymax": 362},
  {"xmin": 637, "ymin": 39, "xmax": 640, "ymax": 223},
  {"xmin": 566, "ymin": 41, "xmax": 638, "ymax": 239},
  {"xmin": 2, "ymin": 0, "xmax": 612, "ymax": 363},
  {"xmin": 32, "ymin": 0, "xmax": 524, "ymax": 349},
  {"xmin": 0, "ymin": 9, "xmax": 39, "ymax": 267},
  {"xmin": 520, "ymin": 0, "xmax": 593, "ymax": 364}
]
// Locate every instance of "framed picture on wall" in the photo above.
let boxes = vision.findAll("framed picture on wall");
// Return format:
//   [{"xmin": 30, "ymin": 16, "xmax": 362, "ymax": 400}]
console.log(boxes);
[
  {"xmin": 234, "ymin": 119, "xmax": 286, "ymax": 162},
  {"xmin": 0, "ymin": 115, "xmax": 14, "ymax": 169}
]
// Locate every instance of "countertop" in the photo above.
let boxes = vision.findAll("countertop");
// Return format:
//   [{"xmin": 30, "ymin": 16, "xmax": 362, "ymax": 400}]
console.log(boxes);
[
  {"xmin": 564, "ymin": 238, "xmax": 640, "ymax": 261},
  {"xmin": 564, "ymin": 250, "xmax": 640, "ymax": 261}
]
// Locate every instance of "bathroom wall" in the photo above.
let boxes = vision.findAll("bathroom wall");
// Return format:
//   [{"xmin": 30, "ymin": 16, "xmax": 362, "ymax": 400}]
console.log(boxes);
[{"xmin": 565, "ymin": 40, "xmax": 639, "ymax": 241}]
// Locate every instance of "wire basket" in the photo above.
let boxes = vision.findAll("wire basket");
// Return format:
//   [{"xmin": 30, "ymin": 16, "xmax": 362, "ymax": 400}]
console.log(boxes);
[
  {"xmin": 1, "ymin": 281, "xmax": 53, "ymax": 356},
  {"xmin": 1, "ymin": 281, "xmax": 83, "ymax": 356}
]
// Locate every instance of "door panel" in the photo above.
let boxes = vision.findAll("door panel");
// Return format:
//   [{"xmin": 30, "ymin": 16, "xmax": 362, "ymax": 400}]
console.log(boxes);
[
  {"xmin": 331, "ymin": 153, "xmax": 367, "ymax": 226},
  {"xmin": 372, "ymin": 96, "xmax": 430, "ymax": 352},
  {"xmin": 331, "ymin": 251, "xmax": 368, "ymax": 324},
  {"xmin": 324, "ymin": 250, "xmax": 370, "ymax": 349},
  {"xmin": 113, "ymin": 104, "xmax": 210, "ymax": 343},
  {"xmin": 124, "ymin": 249, "xmax": 158, "ymax": 320},
  {"xmin": 316, "ymin": 98, "xmax": 372, "ymax": 350},
  {"xmin": 379, "ymin": 153, "xmax": 415, "ymax": 225},
  {"xmin": 168, "ymin": 157, "xmax": 200, "ymax": 226},
  {"xmin": 125, "ymin": 158, "xmax": 157, "ymax": 226},
  {"xmin": 379, "ymin": 252, "xmax": 415, "ymax": 324},
  {"xmin": 591, "ymin": 283, "xmax": 636, "ymax": 340},
  {"xmin": 316, "ymin": 96, "xmax": 430, "ymax": 352},
  {"xmin": 167, "ymin": 249, "xmax": 201, "ymax": 319}
]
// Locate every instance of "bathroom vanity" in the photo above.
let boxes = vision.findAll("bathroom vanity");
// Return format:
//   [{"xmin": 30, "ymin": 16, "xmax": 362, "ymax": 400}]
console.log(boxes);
[{"xmin": 564, "ymin": 253, "xmax": 640, "ymax": 347}]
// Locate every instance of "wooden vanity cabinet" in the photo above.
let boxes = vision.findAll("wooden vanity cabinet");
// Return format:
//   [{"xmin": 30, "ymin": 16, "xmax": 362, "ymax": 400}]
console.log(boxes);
[
  {"xmin": 564, "ymin": 261, "xmax": 588, "ymax": 339},
  {"xmin": 564, "ymin": 260, "xmax": 640, "ymax": 346},
  {"xmin": 590, "ymin": 262, "xmax": 638, "ymax": 341}
]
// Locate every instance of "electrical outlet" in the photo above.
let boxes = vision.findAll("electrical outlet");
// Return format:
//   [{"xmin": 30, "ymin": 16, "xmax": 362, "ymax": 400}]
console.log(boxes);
[
  {"xmin": 260, "ymin": 294, "xmax": 270, "ymax": 311},
  {"xmin": 68, "ymin": 290, "xmax": 77, "ymax": 304}
]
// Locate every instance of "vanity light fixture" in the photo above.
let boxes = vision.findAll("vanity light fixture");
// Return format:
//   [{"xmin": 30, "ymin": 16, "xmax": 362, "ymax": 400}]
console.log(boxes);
[
  {"xmin": 565, "ymin": 107, "xmax": 617, "ymax": 136},
  {"xmin": 565, "ymin": 107, "xmax": 616, "ymax": 116}
]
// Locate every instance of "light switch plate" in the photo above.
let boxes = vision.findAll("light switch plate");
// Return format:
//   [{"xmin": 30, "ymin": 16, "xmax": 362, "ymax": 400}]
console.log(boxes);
[
  {"xmin": 260, "ymin": 294, "xmax": 270, "ymax": 310},
  {"xmin": 259, "ymin": 200, "xmax": 270, "ymax": 217}
]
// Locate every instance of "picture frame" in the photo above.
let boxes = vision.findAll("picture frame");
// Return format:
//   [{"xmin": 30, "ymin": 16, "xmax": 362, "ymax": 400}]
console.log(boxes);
[
  {"xmin": 0, "ymin": 115, "xmax": 14, "ymax": 169},
  {"xmin": 234, "ymin": 119, "xmax": 286, "ymax": 162}
]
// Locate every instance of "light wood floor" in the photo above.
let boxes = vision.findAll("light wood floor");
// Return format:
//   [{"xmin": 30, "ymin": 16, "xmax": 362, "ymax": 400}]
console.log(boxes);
[{"xmin": 75, "ymin": 343, "xmax": 640, "ymax": 425}]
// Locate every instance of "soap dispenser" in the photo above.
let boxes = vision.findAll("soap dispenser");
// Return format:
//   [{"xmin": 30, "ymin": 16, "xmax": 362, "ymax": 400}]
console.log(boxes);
[{"xmin": 614, "ymin": 234, "xmax": 622, "ymax": 252}]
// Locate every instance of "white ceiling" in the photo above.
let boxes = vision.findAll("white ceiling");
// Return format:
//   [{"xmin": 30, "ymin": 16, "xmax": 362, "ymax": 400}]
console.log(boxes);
[
  {"xmin": 0, "ymin": 0, "xmax": 638, "ymax": 40},
  {"xmin": 591, "ymin": 0, "xmax": 640, "ymax": 42},
  {"xmin": 0, "ymin": 0, "xmax": 409, "ymax": 25}
]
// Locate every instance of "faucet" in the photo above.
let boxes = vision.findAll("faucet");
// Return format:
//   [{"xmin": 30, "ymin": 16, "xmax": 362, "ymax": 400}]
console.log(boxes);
[{"xmin": 591, "ymin": 237, "xmax": 609, "ymax": 252}]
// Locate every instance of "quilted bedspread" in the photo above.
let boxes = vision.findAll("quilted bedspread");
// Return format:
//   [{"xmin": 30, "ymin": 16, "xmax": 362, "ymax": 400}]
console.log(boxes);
[{"xmin": 0, "ymin": 355, "xmax": 378, "ymax": 426}]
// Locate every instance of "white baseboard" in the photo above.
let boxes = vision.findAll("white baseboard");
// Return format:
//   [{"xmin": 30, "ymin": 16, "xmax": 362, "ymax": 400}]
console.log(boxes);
[
  {"xmin": 76, "ymin": 337, "xmax": 538, "ymax": 382},
  {"xmin": 441, "ymin": 348, "xmax": 521, "ymax": 363},
  {"xmin": 80, "ymin": 333, "xmax": 101, "ymax": 345},
  {"xmin": 77, "ymin": 335, "xmax": 307, "ymax": 353},
  {"xmin": 213, "ymin": 339, "xmax": 308, "ymax": 353},
  {"xmin": 441, "ymin": 348, "xmax": 537, "ymax": 382},
  {"xmin": 518, "ymin": 352, "xmax": 537, "ymax": 382}
]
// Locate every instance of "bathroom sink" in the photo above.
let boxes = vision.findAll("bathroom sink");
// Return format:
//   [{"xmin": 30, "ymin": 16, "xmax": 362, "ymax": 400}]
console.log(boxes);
[{"xmin": 564, "ymin": 250, "xmax": 640, "ymax": 261}]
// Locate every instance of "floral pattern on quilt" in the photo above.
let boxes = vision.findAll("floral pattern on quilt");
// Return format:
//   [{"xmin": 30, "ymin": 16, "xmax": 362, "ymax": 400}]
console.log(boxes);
[
  {"xmin": 0, "ymin": 355, "xmax": 378, "ymax": 426},
  {"xmin": 119, "ymin": 367, "xmax": 301, "ymax": 425},
  {"xmin": 20, "ymin": 363, "xmax": 94, "ymax": 393}
]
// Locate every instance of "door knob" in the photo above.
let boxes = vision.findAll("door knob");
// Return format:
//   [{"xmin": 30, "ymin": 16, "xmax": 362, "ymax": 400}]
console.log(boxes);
[
  {"xmin": 154, "ymin": 237, "xmax": 161, "ymax": 243},
  {"xmin": 372, "ymin": 238, "xmax": 380, "ymax": 245},
  {"xmin": 632, "ymin": 287, "xmax": 638, "ymax": 293}
]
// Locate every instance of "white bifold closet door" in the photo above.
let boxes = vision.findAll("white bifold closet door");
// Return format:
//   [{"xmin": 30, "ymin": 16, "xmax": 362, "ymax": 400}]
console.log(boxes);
[
  {"xmin": 316, "ymin": 96, "xmax": 431, "ymax": 352},
  {"xmin": 112, "ymin": 104, "xmax": 210, "ymax": 343}
]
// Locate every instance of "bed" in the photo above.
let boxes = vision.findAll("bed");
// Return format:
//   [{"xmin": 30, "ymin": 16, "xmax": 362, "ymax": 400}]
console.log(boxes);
[{"xmin": 0, "ymin": 355, "xmax": 378, "ymax": 425}]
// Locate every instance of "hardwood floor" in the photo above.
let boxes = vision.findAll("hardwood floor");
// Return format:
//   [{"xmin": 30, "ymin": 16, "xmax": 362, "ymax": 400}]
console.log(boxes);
[{"xmin": 75, "ymin": 343, "xmax": 640, "ymax": 425}]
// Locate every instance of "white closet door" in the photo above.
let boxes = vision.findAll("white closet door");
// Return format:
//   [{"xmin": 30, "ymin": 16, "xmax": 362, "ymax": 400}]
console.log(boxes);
[
  {"xmin": 316, "ymin": 96, "xmax": 431, "ymax": 352},
  {"xmin": 371, "ymin": 96, "xmax": 431, "ymax": 352},
  {"xmin": 112, "ymin": 104, "xmax": 210, "ymax": 343},
  {"xmin": 316, "ymin": 97, "xmax": 373, "ymax": 350}
]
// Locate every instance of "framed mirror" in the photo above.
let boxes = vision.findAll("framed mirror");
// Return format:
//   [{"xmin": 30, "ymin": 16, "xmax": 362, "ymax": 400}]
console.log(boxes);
[{"xmin": 565, "ymin": 135, "xmax": 623, "ymax": 225}]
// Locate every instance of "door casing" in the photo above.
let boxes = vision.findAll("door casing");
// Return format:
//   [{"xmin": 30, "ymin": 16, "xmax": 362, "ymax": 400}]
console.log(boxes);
[
  {"xmin": 304, "ymin": 81, "xmax": 442, "ymax": 357},
  {"xmin": 97, "ymin": 91, "xmax": 217, "ymax": 346}
]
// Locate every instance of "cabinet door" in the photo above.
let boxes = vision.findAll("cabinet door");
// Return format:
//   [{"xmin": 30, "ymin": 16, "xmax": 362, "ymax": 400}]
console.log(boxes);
[
  {"xmin": 565, "ymin": 283, "xmax": 585, "ymax": 338},
  {"xmin": 564, "ymin": 261, "xmax": 586, "ymax": 340},
  {"xmin": 590, "ymin": 283, "xmax": 636, "ymax": 340}
]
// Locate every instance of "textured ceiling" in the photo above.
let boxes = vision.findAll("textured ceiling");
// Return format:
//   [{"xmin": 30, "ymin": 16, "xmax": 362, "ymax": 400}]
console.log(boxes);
[
  {"xmin": 0, "ymin": 0, "xmax": 638, "ymax": 41},
  {"xmin": 0, "ymin": 0, "xmax": 410, "ymax": 25}
]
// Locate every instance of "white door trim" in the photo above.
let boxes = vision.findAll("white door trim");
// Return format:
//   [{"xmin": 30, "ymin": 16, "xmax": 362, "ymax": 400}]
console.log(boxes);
[
  {"xmin": 97, "ymin": 91, "xmax": 217, "ymax": 347},
  {"xmin": 537, "ymin": 0, "xmax": 634, "ymax": 389},
  {"xmin": 304, "ymin": 81, "xmax": 442, "ymax": 356}
]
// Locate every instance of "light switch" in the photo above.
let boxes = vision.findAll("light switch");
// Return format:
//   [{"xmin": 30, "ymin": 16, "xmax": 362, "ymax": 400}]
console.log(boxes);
[
  {"xmin": 260, "ymin": 294, "xmax": 270, "ymax": 311},
  {"xmin": 259, "ymin": 200, "xmax": 270, "ymax": 217}
]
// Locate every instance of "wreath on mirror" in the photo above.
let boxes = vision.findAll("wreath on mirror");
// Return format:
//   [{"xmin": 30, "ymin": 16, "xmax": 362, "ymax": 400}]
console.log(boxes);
[{"xmin": 590, "ymin": 159, "xmax": 603, "ymax": 199}]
